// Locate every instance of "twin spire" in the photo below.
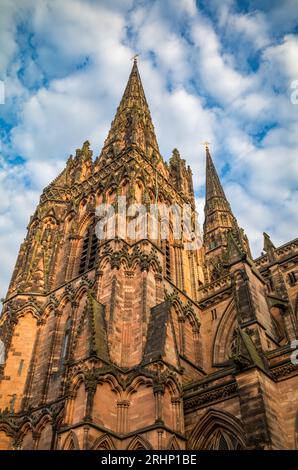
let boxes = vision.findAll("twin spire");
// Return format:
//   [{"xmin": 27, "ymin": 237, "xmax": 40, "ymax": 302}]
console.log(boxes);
[
  {"xmin": 205, "ymin": 145, "xmax": 229, "ymax": 203},
  {"xmin": 101, "ymin": 57, "xmax": 159, "ymax": 159}
]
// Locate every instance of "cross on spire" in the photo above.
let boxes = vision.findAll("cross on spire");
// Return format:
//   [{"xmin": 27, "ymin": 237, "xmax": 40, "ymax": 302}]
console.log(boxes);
[
  {"xmin": 131, "ymin": 53, "xmax": 140, "ymax": 62},
  {"xmin": 201, "ymin": 141, "xmax": 211, "ymax": 150}
]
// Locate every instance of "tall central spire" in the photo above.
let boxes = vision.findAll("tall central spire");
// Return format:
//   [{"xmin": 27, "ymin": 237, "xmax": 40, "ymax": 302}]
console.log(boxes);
[{"xmin": 100, "ymin": 59, "xmax": 160, "ymax": 160}]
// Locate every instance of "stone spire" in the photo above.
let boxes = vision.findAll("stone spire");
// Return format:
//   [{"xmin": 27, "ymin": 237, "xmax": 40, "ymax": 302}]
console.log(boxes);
[
  {"xmin": 203, "ymin": 145, "xmax": 251, "ymax": 262},
  {"xmin": 203, "ymin": 146, "xmax": 237, "ymax": 251},
  {"xmin": 100, "ymin": 58, "xmax": 160, "ymax": 160},
  {"xmin": 205, "ymin": 145, "xmax": 229, "ymax": 203}
]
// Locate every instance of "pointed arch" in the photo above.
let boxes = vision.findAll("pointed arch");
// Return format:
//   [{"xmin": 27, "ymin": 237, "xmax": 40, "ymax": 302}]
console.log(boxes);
[
  {"xmin": 167, "ymin": 435, "xmax": 181, "ymax": 450},
  {"xmin": 19, "ymin": 422, "xmax": 34, "ymax": 450},
  {"xmin": 126, "ymin": 435, "xmax": 152, "ymax": 450},
  {"xmin": 0, "ymin": 427, "xmax": 13, "ymax": 450},
  {"xmin": 74, "ymin": 285, "xmax": 89, "ymax": 304},
  {"xmin": 92, "ymin": 433, "xmax": 116, "ymax": 450},
  {"xmin": 212, "ymin": 299, "xmax": 237, "ymax": 366},
  {"xmin": 57, "ymin": 291, "xmax": 73, "ymax": 309},
  {"xmin": 126, "ymin": 375, "xmax": 153, "ymax": 397},
  {"xmin": 78, "ymin": 223, "xmax": 98, "ymax": 275},
  {"xmin": 187, "ymin": 409, "xmax": 246, "ymax": 450},
  {"xmin": 16, "ymin": 306, "xmax": 41, "ymax": 322},
  {"xmin": 35, "ymin": 414, "xmax": 52, "ymax": 433},
  {"xmin": 70, "ymin": 372, "xmax": 85, "ymax": 394},
  {"xmin": 0, "ymin": 422, "xmax": 15, "ymax": 439},
  {"xmin": 62, "ymin": 431, "xmax": 80, "ymax": 450},
  {"xmin": 42, "ymin": 299, "xmax": 58, "ymax": 317},
  {"xmin": 164, "ymin": 375, "xmax": 181, "ymax": 397},
  {"xmin": 96, "ymin": 374, "xmax": 122, "ymax": 397},
  {"xmin": 35, "ymin": 415, "xmax": 53, "ymax": 450}
]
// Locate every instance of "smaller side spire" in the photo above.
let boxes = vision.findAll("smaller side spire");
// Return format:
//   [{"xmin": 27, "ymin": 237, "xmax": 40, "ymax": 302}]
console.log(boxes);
[
  {"xmin": 203, "ymin": 146, "xmax": 251, "ymax": 280},
  {"xmin": 203, "ymin": 146, "xmax": 238, "ymax": 252},
  {"xmin": 205, "ymin": 145, "xmax": 228, "ymax": 202}
]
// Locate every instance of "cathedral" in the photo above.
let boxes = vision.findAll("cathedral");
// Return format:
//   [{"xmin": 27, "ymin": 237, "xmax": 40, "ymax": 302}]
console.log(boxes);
[{"xmin": 0, "ymin": 59, "xmax": 297, "ymax": 451}]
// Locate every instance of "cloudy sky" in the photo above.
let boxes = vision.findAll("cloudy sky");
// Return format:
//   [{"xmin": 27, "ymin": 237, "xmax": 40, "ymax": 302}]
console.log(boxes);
[{"xmin": 0, "ymin": 0, "xmax": 298, "ymax": 298}]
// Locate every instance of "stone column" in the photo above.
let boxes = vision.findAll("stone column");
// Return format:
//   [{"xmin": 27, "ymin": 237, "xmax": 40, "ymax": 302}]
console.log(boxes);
[
  {"xmin": 117, "ymin": 400, "xmax": 130, "ymax": 434},
  {"xmin": 154, "ymin": 385, "xmax": 164, "ymax": 425},
  {"xmin": 178, "ymin": 316, "xmax": 185, "ymax": 355},
  {"xmin": 84, "ymin": 380, "xmax": 97, "ymax": 421}
]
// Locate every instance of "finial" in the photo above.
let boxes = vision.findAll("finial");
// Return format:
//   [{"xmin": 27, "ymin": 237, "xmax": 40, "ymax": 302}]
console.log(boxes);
[
  {"xmin": 131, "ymin": 53, "xmax": 140, "ymax": 63},
  {"xmin": 201, "ymin": 141, "xmax": 211, "ymax": 151}
]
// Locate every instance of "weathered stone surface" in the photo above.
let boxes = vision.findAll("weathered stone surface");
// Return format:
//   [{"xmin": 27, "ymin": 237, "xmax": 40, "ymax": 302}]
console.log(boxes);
[{"xmin": 0, "ymin": 60, "xmax": 297, "ymax": 450}]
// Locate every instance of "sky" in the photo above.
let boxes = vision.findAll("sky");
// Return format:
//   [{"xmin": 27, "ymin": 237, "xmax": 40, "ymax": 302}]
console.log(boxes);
[{"xmin": 0, "ymin": 0, "xmax": 298, "ymax": 298}]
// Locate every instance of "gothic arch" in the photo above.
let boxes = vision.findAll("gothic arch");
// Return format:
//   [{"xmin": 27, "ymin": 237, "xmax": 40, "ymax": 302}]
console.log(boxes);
[
  {"xmin": 41, "ymin": 213, "xmax": 58, "ymax": 228},
  {"xmin": 92, "ymin": 433, "xmax": 116, "ymax": 450},
  {"xmin": 16, "ymin": 306, "xmax": 40, "ymax": 323},
  {"xmin": 57, "ymin": 291, "xmax": 73, "ymax": 309},
  {"xmin": 164, "ymin": 375, "xmax": 181, "ymax": 397},
  {"xmin": 96, "ymin": 374, "xmax": 123, "ymax": 397},
  {"xmin": 62, "ymin": 431, "xmax": 80, "ymax": 450},
  {"xmin": 187, "ymin": 409, "xmax": 246, "ymax": 450},
  {"xmin": 35, "ymin": 414, "xmax": 52, "ymax": 433},
  {"xmin": 184, "ymin": 304, "xmax": 200, "ymax": 330},
  {"xmin": 98, "ymin": 254, "xmax": 112, "ymax": 271},
  {"xmin": 35, "ymin": 415, "xmax": 53, "ymax": 450},
  {"xmin": 74, "ymin": 285, "xmax": 89, "ymax": 305},
  {"xmin": 70, "ymin": 372, "xmax": 85, "ymax": 395},
  {"xmin": 76, "ymin": 211, "xmax": 96, "ymax": 238},
  {"xmin": 212, "ymin": 299, "xmax": 237, "ymax": 366},
  {"xmin": 126, "ymin": 376, "xmax": 153, "ymax": 398},
  {"xmin": 0, "ymin": 423, "xmax": 15, "ymax": 439},
  {"xmin": 126, "ymin": 435, "xmax": 152, "ymax": 450},
  {"xmin": 0, "ymin": 311, "xmax": 38, "ymax": 413},
  {"xmin": 19, "ymin": 422, "xmax": 35, "ymax": 450},
  {"xmin": 42, "ymin": 299, "xmax": 58, "ymax": 317},
  {"xmin": 171, "ymin": 299, "xmax": 184, "ymax": 351},
  {"xmin": 172, "ymin": 297, "xmax": 183, "ymax": 315},
  {"xmin": 166, "ymin": 435, "xmax": 181, "ymax": 450}
]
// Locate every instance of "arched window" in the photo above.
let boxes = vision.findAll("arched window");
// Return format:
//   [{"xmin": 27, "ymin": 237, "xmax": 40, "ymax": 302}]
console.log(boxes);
[
  {"xmin": 161, "ymin": 240, "xmax": 171, "ymax": 280},
  {"xmin": 188, "ymin": 409, "xmax": 246, "ymax": 450},
  {"xmin": 78, "ymin": 226, "xmax": 98, "ymax": 275},
  {"xmin": 207, "ymin": 429, "xmax": 243, "ymax": 450},
  {"xmin": 60, "ymin": 317, "xmax": 72, "ymax": 367}
]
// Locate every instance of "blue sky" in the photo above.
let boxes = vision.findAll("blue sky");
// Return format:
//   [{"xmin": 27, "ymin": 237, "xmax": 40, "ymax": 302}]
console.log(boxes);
[{"xmin": 0, "ymin": 0, "xmax": 298, "ymax": 297}]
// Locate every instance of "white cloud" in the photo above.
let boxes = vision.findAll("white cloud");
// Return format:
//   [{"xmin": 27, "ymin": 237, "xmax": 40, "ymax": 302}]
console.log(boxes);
[
  {"xmin": 263, "ymin": 34, "xmax": 298, "ymax": 79},
  {"xmin": 219, "ymin": 8, "xmax": 270, "ymax": 50},
  {"xmin": 0, "ymin": 159, "xmax": 40, "ymax": 298},
  {"xmin": 191, "ymin": 17, "xmax": 255, "ymax": 104}
]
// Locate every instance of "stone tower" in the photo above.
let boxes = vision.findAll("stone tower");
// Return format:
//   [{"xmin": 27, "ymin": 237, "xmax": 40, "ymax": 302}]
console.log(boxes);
[{"xmin": 0, "ymin": 60, "xmax": 297, "ymax": 451}]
